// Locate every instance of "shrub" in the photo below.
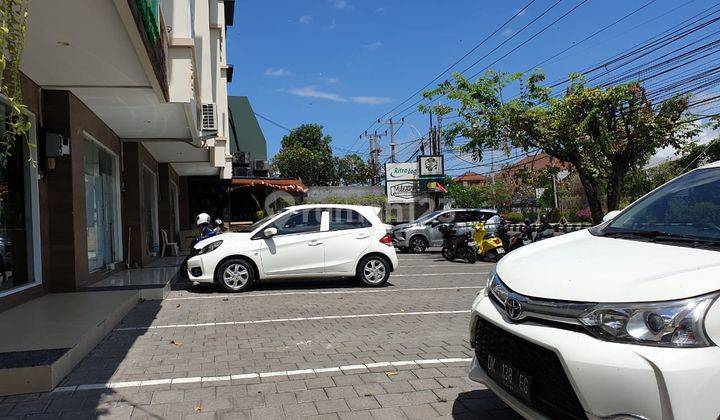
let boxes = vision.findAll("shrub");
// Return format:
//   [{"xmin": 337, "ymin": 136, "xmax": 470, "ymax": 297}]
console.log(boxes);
[
  {"xmin": 576, "ymin": 207, "xmax": 592, "ymax": 222},
  {"xmin": 502, "ymin": 212, "xmax": 524, "ymax": 223}
]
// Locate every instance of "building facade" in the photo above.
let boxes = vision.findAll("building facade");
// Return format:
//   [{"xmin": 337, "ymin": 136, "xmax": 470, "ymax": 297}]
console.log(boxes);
[{"xmin": 0, "ymin": 0, "xmax": 234, "ymax": 311}]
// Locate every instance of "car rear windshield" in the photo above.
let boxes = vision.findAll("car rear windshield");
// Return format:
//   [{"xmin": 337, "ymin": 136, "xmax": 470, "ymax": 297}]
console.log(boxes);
[{"xmin": 605, "ymin": 167, "xmax": 720, "ymax": 241}]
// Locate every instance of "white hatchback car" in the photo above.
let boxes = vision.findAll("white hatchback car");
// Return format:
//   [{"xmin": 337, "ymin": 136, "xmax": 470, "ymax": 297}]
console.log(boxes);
[
  {"xmin": 469, "ymin": 162, "xmax": 720, "ymax": 419},
  {"xmin": 187, "ymin": 204, "xmax": 398, "ymax": 292}
]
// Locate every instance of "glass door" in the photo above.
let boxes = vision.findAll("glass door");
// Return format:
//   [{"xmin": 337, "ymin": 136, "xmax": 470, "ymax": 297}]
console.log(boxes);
[
  {"xmin": 84, "ymin": 138, "xmax": 118, "ymax": 271},
  {"xmin": 143, "ymin": 167, "xmax": 159, "ymax": 256}
]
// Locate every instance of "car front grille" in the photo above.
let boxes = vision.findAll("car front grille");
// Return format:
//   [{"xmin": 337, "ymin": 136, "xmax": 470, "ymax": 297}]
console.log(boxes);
[{"xmin": 474, "ymin": 317, "xmax": 587, "ymax": 420}]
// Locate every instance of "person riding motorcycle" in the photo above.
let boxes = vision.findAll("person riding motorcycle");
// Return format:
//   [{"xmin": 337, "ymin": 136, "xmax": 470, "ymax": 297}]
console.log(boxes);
[{"xmin": 534, "ymin": 214, "xmax": 555, "ymax": 242}]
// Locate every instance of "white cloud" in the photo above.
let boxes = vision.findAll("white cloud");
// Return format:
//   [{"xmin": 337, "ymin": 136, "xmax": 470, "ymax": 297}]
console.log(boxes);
[
  {"xmin": 503, "ymin": 27, "xmax": 513, "ymax": 37},
  {"xmin": 364, "ymin": 41, "xmax": 384, "ymax": 50},
  {"xmin": 375, "ymin": 7, "xmax": 386, "ymax": 13},
  {"xmin": 328, "ymin": 18, "xmax": 337, "ymax": 30},
  {"xmin": 327, "ymin": 77, "xmax": 339, "ymax": 84},
  {"xmin": 285, "ymin": 86, "xmax": 392, "ymax": 106},
  {"xmin": 288, "ymin": 86, "xmax": 347, "ymax": 102},
  {"xmin": 515, "ymin": 7, "xmax": 527, "ymax": 16},
  {"xmin": 298, "ymin": 15, "xmax": 313, "ymax": 24},
  {"xmin": 264, "ymin": 68, "xmax": 291, "ymax": 77},
  {"xmin": 351, "ymin": 96, "xmax": 393, "ymax": 105},
  {"xmin": 331, "ymin": 0, "xmax": 353, "ymax": 10}
]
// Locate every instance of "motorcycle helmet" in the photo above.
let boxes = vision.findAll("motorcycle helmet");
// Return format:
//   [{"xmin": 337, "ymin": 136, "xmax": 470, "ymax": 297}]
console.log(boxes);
[
  {"xmin": 196, "ymin": 213, "xmax": 211, "ymax": 226},
  {"xmin": 540, "ymin": 214, "xmax": 548, "ymax": 223},
  {"xmin": 524, "ymin": 218, "xmax": 531, "ymax": 224}
]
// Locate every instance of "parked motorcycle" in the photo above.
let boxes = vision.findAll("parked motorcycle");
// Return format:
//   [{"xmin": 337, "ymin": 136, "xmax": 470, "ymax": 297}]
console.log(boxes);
[
  {"xmin": 473, "ymin": 221, "xmax": 505, "ymax": 262},
  {"xmin": 439, "ymin": 223, "xmax": 478, "ymax": 263},
  {"xmin": 496, "ymin": 221, "xmax": 527, "ymax": 254},
  {"xmin": 533, "ymin": 215, "xmax": 555, "ymax": 242}
]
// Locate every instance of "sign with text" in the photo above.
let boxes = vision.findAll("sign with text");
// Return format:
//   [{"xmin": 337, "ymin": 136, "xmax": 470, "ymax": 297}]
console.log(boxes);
[
  {"xmin": 386, "ymin": 180, "xmax": 422, "ymax": 203},
  {"xmin": 418, "ymin": 155, "xmax": 444, "ymax": 177},
  {"xmin": 385, "ymin": 162, "xmax": 419, "ymax": 181}
]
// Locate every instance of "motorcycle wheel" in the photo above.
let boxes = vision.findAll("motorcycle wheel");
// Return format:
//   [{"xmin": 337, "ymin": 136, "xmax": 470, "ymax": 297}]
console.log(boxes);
[
  {"xmin": 485, "ymin": 249, "xmax": 500, "ymax": 262},
  {"xmin": 441, "ymin": 246, "xmax": 455, "ymax": 261},
  {"xmin": 465, "ymin": 248, "xmax": 477, "ymax": 264}
]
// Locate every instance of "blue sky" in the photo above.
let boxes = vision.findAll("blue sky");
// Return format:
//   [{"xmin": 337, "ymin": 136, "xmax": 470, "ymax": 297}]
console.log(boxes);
[{"xmin": 227, "ymin": 0, "xmax": 716, "ymax": 174}]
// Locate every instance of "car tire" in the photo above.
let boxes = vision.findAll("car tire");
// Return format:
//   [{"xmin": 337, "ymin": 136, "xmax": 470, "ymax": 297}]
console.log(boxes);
[
  {"xmin": 356, "ymin": 255, "xmax": 390, "ymax": 287},
  {"xmin": 216, "ymin": 258, "xmax": 255, "ymax": 293},
  {"xmin": 409, "ymin": 236, "xmax": 428, "ymax": 253}
]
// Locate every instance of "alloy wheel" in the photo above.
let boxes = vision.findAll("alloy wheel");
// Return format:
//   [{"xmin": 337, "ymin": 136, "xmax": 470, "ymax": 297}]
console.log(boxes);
[
  {"xmin": 222, "ymin": 263, "xmax": 249, "ymax": 290},
  {"xmin": 362, "ymin": 259, "xmax": 386, "ymax": 284}
]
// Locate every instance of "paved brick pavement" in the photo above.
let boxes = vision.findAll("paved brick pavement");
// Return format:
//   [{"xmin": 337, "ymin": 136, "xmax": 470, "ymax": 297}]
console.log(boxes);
[{"xmin": 0, "ymin": 252, "xmax": 521, "ymax": 419}]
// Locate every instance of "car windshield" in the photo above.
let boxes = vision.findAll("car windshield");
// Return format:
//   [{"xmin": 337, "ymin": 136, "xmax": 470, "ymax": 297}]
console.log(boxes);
[
  {"xmin": 236, "ymin": 210, "xmax": 288, "ymax": 233},
  {"xmin": 604, "ymin": 167, "xmax": 720, "ymax": 243},
  {"xmin": 414, "ymin": 211, "xmax": 441, "ymax": 223}
]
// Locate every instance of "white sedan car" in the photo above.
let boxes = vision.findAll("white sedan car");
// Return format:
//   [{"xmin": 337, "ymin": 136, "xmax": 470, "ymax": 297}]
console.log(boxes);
[
  {"xmin": 469, "ymin": 161, "xmax": 720, "ymax": 419},
  {"xmin": 187, "ymin": 204, "xmax": 398, "ymax": 292}
]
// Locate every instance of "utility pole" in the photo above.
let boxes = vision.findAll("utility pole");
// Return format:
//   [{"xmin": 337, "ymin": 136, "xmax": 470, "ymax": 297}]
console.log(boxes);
[
  {"xmin": 428, "ymin": 111, "xmax": 435, "ymax": 155},
  {"xmin": 436, "ymin": 112, "xmax": 443, "ymax": 155},
  {"xmin": 378, "ymin": 117, "xmax": 404, "ymax": 163},
  {"xmin": 361, "ymin": 130, "xmax": 386, "ymax": 185}
]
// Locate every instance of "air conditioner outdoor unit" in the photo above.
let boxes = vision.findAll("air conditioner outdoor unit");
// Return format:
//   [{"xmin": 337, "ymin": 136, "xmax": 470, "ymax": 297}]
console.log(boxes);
[
  {"xmin": 233, "ymin": 151, "xmax": 251, "ymax": 166},
  {"xmin": 233, "ymin": 166, "xmax": 253, "ymax": 177},
  {"xmin": 254, "ymin": 160, "xmax": 269, "ymax": 171},
  {"xmin": 201, "ymin": 103, "xmax": 218, "ymax": 132}
]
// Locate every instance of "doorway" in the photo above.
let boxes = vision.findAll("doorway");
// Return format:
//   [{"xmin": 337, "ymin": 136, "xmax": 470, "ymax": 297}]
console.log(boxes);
[{"xmin": 84, "ymin": 136, "xmax": 121, "ymax": 272}]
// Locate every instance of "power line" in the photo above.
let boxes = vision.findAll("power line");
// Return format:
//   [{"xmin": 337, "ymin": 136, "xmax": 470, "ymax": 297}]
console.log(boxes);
[{"xmin": 348, "ymin": 0, "xmax": 538, "ymax": 154}]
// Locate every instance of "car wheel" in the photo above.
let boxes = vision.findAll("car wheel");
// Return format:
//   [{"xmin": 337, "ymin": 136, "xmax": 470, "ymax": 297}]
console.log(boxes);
[
  {"xmin": 217, "ymin": 259, "xmax": 254, "ymax": 293},
  {"xmin": 357, "ymin": 256, "xmax": 390, "ymax": 287},
  {"xmin": 409, "ymin": 236, "xmax": 428, "ymax": 253}
]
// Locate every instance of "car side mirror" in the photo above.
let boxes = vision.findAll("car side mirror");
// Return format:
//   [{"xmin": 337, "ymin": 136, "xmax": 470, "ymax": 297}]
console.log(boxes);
[
  {"xmin": 602, "ymin": 210, "xmax": 621, "ymax": 223},
  {"xmin": 263, "ymin": 227, "xmax": 278, "ymax": 238}
]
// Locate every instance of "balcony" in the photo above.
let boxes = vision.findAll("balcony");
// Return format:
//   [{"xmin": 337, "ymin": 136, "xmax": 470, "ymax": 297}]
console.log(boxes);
[{"xmin": 127, "ymin": 0, "xmax": 169, "ymax": 101}]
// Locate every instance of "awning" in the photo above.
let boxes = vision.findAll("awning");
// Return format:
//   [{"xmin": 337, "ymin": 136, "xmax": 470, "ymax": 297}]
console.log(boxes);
[{"xmin": 230, "ymin": 178, "xmax": 308, "ymax": 193}]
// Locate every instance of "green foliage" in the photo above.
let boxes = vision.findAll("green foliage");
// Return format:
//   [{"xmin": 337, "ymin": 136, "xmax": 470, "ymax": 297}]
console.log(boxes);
[
  {"xmin": 305, "ymin": 194, "xmax": 387, "ymax": 207},
  {"xmin": 272, "ymin": 124, "xmax": 338, "ymax": 186},
  {"xmin": 502, "ymin": 211, "xmax": 524, "ymax": 223},
  {"xmin": 0, "ymin": 0, "xmax": 32, "ymax": 161},
  {"xmin": 337, "ymin": 154, "xmax": 373, "ymax": 185},
  {"xmin": 446, "ymin": 177, "xmax": 513, "ymax": 210},
  {"xmin": 422, "ymin": 70, "xmax": 697, "ymax": 223}
]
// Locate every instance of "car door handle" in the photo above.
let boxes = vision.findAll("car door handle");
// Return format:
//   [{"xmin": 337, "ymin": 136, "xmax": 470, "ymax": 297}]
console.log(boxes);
[
  {"xmin": 356, "ymin": 234, "xmax": 370, "ymax": 239},
  {"xmin": 308, "ymin": 240, "xmax": 324, "ymax": 246}
]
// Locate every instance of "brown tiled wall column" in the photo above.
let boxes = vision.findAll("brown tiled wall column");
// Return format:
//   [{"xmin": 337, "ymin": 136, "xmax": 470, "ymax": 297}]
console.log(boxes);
[
  {"xmin": 42, "ymin": 90, "xmax": 123, "ymax": 290},
  {"xmin": 122, "ymin": 142, "xmax": 160, "ymax": 268}
]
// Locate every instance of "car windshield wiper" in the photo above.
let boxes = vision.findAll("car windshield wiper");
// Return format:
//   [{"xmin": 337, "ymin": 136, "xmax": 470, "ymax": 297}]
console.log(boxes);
[{"xmin": 604, "ymin": 229, "xmax": 720, "ymax": 247}]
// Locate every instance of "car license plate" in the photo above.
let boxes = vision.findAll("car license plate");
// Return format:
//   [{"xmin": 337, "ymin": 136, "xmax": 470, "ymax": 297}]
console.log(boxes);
[
  {"xmin": 496, "ymin": 247, "xmax": 505, "ymax": 254},
  {"xmin": 486, "ymin": 353, "xmax": 531, "ymax": 403},
  {"xmin": 468, "ymin": 241, "xmax": 477, "ymax": 246}
]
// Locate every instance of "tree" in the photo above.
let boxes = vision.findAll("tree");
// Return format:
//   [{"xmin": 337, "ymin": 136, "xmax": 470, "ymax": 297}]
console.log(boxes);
[
  {"xmin": 0, "ymin": 0, "xmax": 32, "ymax": 159},
  {"xmin": 272, "ymin": 124, "xmax": 338, "ymax": 186},
  {"xmin": 337, "ymin": 154, "xmax": 373, "ymax": 185},
  {"xmin": 423, "ymin": 71, "xmax": 697, "ymax": 223}
]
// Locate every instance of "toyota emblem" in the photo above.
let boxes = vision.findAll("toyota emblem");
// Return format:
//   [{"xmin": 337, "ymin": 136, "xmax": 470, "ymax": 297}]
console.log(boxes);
[{"xmin": 505, "ymin": 298, "xmax": 523, "ymax": 320}]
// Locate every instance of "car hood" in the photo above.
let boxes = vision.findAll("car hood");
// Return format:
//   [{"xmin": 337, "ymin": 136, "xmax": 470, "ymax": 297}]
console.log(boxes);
[
  {"xmin": 496, "ymin": 229, "xmax": 720, "ymax": 303},
  {"xmin": 193, "ymin": 232, "xmax": 251, "ymax": 249}
]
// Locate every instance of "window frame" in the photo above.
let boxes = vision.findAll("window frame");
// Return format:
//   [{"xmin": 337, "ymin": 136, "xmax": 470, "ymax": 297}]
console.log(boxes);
[
  {"xmin": 269, "ymin": 209, "xmax": 325, "ymax": 237},
  {"xmin": 0, "ymin": 98, "xmax": 42, "ymax": 299}
]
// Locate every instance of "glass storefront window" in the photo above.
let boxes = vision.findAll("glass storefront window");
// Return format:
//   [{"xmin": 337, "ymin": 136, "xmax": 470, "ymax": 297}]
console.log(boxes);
[
  {"xmin": 0, "ymin": 106, "xmax": 35, "ymax": 292},
  {"xmin": 84, "ymin": 138, "xmax": 119, "ymax": 271}
]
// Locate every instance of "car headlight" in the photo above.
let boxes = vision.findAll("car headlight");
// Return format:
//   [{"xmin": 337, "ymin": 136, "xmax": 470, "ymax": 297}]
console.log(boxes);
[
  {"xmin": 198, "ymin": 240, "xmax": 223, "ymax": 255},
  {"xmin": 483, "ymin": 267, "xmax": 497, "ymax": 297},
  {"xmin": 579, "ymin": 293, "xmax": 718, "ymax": 348}
]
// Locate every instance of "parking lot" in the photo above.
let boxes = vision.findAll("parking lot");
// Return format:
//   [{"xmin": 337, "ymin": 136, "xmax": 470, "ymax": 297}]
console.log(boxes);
[{"xmin": 0, "ymin": 252, "xmax": 519, "ymax": 420}]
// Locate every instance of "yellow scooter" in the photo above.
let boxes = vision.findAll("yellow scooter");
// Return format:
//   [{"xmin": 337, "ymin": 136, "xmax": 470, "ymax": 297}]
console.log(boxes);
[{"xmin": 473, "ymin": 222, "xmax": 506, "ymax": 262}]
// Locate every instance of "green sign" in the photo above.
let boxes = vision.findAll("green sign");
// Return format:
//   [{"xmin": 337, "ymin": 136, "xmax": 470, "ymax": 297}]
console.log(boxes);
[{"xmin": 137, "ymin": 0, "xmax": 160, "ymax": 43}]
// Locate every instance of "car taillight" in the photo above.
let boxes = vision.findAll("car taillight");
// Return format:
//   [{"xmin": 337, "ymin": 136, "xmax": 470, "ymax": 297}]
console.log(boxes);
[{"xmin": 379, "ymin": 233, "xmax": 393, "ymax": 246}]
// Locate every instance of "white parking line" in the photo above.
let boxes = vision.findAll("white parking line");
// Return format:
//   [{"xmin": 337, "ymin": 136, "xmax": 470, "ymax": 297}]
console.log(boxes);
[
  {"xmin": 114, "ymin": 310, "xmax": 471, "ymax": 331},
  {"xmin": 392, "ymin": 272, "xmax": 487, "ymax": 277},
  {"xmin": 166, "ymin": 286, "xmax": 482, "ymax": 301},
  {"xmin": 52, "ymin": 357, "xmax": 473, "ymax": 393}
]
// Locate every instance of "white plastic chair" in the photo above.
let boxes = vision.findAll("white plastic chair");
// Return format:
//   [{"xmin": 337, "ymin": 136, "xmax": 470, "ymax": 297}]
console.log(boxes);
[{"xmin": 161, "ymin": 229, "xmax": 179, "ymax": 257}]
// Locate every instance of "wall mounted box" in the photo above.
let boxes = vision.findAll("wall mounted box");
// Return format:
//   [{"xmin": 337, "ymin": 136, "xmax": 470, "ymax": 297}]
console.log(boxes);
[{"xmin": 45, "ymin": 132, "xmax": 70, "ymax": 157}]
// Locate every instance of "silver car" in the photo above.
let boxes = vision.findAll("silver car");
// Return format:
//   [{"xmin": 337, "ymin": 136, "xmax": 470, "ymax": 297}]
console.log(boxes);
[{"xmin": 391, "ymin": 208, "xmax": 501, "ymax": 253}]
